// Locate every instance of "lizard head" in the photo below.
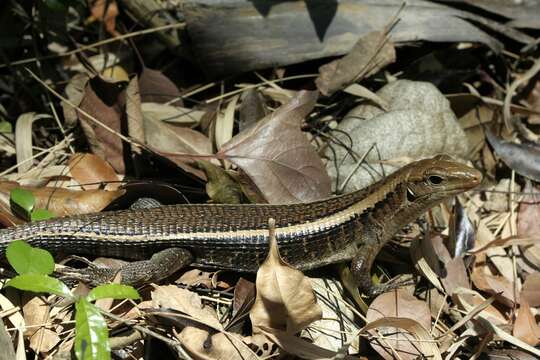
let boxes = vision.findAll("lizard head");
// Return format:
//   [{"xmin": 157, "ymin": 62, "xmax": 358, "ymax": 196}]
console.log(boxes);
[{"xmin": 403, "ymin": 154, "xmax": 482, "ymax": 203}]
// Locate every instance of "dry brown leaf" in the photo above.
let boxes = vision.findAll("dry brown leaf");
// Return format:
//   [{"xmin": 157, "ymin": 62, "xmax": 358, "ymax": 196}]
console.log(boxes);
[
  {"xmin": 366, "ymin": 289, "xmax": 432, "ymax": 360},
  {"xmin": 78, "ymin": 76, "xmax": 127, "ymax": 173},
  {"xmin": 0, "ymin": 181, "xmax": 125, "ymax": 217},
  {"xmin": 176, "ymin": 326, "xmax": 259, "ymax": 360},
  {"xmin": 521, "ymin": 272, "xmax": 540, "ymax": 307},
  {"xmin": 88, "ymin": 0, "xmax": 120, "ymax": 37},
  {"xmin": 151, "ymin": 285, "xmax": 222, "ymax": 330},
  {"xmin": 218, "ymin": 90, "xmax": 331, "ymax": 204},
  {"xmin": 316, "ymin": 31, "xmax": 395, "ymax": 96},
  {"xmin": 513, "ymin": 298, "xmax": 540, "ymax": 346},
  {"xmin": 249, "ymin": 220, "xmax": 322, "ymax": 334},
  {"xmin": 68, "ymin": 153, "xmax": 120, "ymax": 190},
  {"xmin": 138, "ymin": 67, "xmax": 182, "ymax": 104}
]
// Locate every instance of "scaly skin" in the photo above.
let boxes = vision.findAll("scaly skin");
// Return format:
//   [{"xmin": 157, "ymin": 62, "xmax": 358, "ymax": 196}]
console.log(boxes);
[{"xmin": 0, "ymin": 155, "xmax": 481, "ymax": 294}]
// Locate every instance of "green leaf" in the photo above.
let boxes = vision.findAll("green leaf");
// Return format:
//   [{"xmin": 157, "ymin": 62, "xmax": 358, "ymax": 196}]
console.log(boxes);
[
  {"xmin": 0, "ymin": 120, "xmax": 12, "ymax": 133},
  {"xmin": 6, "ymin": 274, "xmax": 72, "ymax": 299},
  {"xmin": 75, "ymin": 299, "xmax": 111, "ymax": 360},
  {"xmin": 44, "ymin": 0, "xmax": 69, "ymax": 12},
  {"xmin": 10, "ymin": 188, "xmax": 35, "ymax": 218},
  {"xmin": 87, "ymin": 284, "xmax": 140, "ymax": 302},
  {"xmin": 6, "ymin": 241, "xmax": 55, "ymax": 275},
  {"xmin": 30, "ymin": 208, "xmax": 55, "ymax": 222}
]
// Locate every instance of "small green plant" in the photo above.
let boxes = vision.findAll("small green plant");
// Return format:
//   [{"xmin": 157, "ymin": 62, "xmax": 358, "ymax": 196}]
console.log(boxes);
[
  {"xmin": 10, "ymin": 188, "xmax": 55, "ymax": 221},
  {"xmin": 3, "ymin": 240, "xmax": 140, "ymax": 360}
]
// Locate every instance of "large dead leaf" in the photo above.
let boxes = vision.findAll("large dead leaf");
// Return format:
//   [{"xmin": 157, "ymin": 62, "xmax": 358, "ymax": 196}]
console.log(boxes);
[
  {"xmin": 249, "ymin": 220, "xmax": 322, "ymax": 334},
  {"xmin": 218, "ymin": 90, "xmax": 331, "ymax": 204},
  {"xmin": 366, "ymin": 289, "xmax": 432, "ymax": 360},
  {"xmin": 68, "ymin": 153, "xmax": 120, "ymax": 190},
  {"xmin": 78, "ymin": 76, "xmax": 127, "ymax": 173},
  {"xmin": 0, "ymin": 181, "xmax": 124, "ymax": 217}
]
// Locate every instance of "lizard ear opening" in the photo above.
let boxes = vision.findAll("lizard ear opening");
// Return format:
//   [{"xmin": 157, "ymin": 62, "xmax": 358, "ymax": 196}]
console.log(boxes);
[{"xmin": 407, "ymin": 188, "xmax": 416, "ymax": 202}]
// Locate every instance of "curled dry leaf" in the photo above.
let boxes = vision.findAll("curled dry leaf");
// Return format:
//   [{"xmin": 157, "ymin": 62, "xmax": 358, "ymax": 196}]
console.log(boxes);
[
  {"xmin": 249, "ymin": 219, "xmax": 322, "ymax": 334},
  {"xmin": 448, "ymin": 198, "xmax": 475, "ymax": 258},
  {"xmin": 366, "ymin": 289, "xmax": 432, "ymax": 360},
  {"xmin": 0, "ymin": 181, "xmax": 125, "ymax": 217},
  {"xmin": 215, "ymin": 95, "xmax": 238, "ymax": 150},
  {"xmin": 15, "ymin": 113, "xmax": 52, "ymax": 174},
  {"xmin": 68, "ymin": 153, "xmax": 120, "ymax": 190},
  {"xmin": 219, "ymin": 90, "xmax": 331, "ymax": 204},
  {"xmin": 316, "ymin": 31, "xmax": 396, "ymax": 96},
  {"xmin": 485, "ymin": 128, "xmax": 540, "ymax": 182},
  {"xmin": 151, "ymin": 285, "xmax": 222, "ymax": 330},
  {"xmin": 513, "ymin": 298, "xmax": 540, "ymax": 346}
]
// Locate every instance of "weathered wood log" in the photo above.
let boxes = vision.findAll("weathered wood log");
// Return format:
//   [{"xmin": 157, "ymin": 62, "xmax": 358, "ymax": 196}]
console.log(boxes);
[{"xmin": 182, "ymin": 0, "xmax": 532, "ymax": 77}]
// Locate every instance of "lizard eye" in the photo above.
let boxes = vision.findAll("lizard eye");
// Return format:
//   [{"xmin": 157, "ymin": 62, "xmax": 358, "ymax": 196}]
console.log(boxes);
[
  {"xmin": 427, "ymin": 175, "xmax": 444, "ymax": 185},
  {"xmin": 407, "ymin": 188, "xmax": 416, "ymax": 202}
]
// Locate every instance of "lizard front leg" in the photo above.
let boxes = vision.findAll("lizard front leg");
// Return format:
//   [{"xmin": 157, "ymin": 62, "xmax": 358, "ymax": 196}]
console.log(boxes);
[{"xmin": 350, "ymin": 233, "xmax": 413, "ymax": 297}]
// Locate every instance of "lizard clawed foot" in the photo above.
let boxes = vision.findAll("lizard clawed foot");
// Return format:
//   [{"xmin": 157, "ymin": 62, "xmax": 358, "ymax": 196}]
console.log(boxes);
[{"xmin": 363, "ymin": 274, "xmax": 416, "ymax": 297}]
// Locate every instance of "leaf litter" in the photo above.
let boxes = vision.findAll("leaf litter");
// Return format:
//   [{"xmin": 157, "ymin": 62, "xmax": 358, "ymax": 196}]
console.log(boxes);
[{"xmin": 1, "ymin": 2, "xmax": 540, "ymax": 359}]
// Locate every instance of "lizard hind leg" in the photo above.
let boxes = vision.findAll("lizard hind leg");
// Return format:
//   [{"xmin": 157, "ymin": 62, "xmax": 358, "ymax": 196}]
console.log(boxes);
[{"xmin": 58, "ymin": 248, "xmax": 193, "ymax": 287}]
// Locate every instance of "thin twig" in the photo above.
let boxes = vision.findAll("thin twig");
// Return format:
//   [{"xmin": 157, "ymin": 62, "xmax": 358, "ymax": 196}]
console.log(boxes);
[{"xmin": 0, "ymin": 23, "xmax": 186, "ymax": 69}]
